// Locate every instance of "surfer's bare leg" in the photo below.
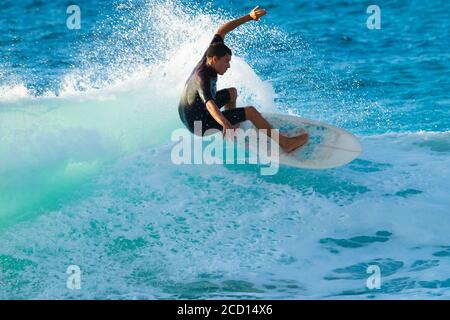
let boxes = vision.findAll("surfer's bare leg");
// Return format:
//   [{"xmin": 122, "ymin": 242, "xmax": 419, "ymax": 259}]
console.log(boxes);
[
  {"xmin": 225, "ymin": 87, "xmax": 241, "ymax": 129},
  {"xmin": 244, "ymin": 106, "xmax": 309, "ymax": 153},
  {"xmin": 224, "ymin": 87, "xmax": 237, "ymax": 110}
]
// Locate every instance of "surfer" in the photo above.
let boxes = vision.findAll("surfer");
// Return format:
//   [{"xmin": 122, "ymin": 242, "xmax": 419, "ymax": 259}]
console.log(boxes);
[{"xmin": 178, "ymin": 6, "xmax": 308, "ymax": 153}]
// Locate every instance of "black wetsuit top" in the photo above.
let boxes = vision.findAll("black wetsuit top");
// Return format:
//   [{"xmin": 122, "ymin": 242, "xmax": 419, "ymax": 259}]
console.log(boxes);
[{"xmin": 178, "ymin": 34, "xmax": 246, "ymax": 135}]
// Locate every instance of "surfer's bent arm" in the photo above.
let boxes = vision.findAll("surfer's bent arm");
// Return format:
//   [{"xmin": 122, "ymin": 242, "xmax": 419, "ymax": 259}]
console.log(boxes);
[
  {"xmin": 205, "ymin": 100, "xmax": 232, "ymax": 129},
  {"xmin": 216, "ymin": 6, "xmax": 267, "ymax": 39},
  {"xmin": 198, "ymin": 77, "xmax": 232, "ymax": 129}
]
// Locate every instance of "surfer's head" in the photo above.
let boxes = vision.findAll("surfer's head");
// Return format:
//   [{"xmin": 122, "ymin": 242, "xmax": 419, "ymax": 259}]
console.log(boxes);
[{"xmin": 206, "ymin": 43, "xmax": 232, "ymax": 75}]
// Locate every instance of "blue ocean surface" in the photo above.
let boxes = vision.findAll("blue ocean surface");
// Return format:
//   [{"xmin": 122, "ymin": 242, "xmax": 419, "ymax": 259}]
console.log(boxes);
[{"xmin": 0, "ymin": 0, "xmax": 449, "ymax": 299}]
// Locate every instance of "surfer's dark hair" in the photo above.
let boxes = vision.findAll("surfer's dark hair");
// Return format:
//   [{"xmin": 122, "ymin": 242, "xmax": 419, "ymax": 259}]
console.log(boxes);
[{"xmin": 206, "ymin": 43, "xmax": 232, "ymax": 58}]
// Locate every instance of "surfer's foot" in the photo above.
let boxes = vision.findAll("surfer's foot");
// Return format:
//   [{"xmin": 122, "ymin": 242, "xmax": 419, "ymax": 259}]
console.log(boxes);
[{"xmin": 279, "ymin": 133, "xmax": 309, "ymax": 153}]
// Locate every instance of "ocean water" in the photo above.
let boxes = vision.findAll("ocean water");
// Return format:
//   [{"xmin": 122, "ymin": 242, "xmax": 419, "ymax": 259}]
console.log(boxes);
[{"xmin": 0, "ymin": 0, "xmax": 449, "ymax": 299}]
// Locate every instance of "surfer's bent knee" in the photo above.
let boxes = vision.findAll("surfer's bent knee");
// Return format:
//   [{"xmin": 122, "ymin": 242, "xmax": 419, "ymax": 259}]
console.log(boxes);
[
  {"xmin": 228, "ymin": 87, "xmax": 237, "ymax": 100},
  {"xmin": 244, "ymin": 106, "xmax": 258, "ymax": 118}
]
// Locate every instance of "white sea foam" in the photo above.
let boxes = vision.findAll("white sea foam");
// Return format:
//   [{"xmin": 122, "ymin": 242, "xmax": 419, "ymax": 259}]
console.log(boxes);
[{"xmin": 0, "ymin": 131, "xmax": 449, "ymax": 299}]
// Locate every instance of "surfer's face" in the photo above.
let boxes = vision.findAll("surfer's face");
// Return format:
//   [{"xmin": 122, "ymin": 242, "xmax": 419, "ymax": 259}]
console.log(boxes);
[{"xmin": 212, "ymin": 54, "xmax": 231, "ymax": 75}]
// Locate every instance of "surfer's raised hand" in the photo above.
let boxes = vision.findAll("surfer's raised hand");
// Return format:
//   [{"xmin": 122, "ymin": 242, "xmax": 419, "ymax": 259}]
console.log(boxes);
[
  {"xmin": 249, "ymin": 6, "xmax": 267, "ymax": 21},
  {"xmin": 216, "ymin": 6, "xmax": 267, "ymax": 38}
]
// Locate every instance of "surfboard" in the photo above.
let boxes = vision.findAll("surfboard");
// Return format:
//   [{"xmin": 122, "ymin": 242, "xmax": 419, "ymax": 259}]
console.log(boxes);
[{"xmin": 240, "ymin": 112, "xmax": 362, "ymax": 169}]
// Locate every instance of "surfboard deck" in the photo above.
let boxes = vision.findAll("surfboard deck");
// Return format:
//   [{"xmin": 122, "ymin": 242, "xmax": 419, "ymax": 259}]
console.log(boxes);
[{"xmin": 240, "ymin": 112, "xmax": 362, "ymax": 169}]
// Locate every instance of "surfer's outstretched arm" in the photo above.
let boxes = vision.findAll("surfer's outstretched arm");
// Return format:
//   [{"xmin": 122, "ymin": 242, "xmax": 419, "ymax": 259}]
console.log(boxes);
[{"xmin": 216, "ymin": 6, "xmax": 267, "ymax": 39}]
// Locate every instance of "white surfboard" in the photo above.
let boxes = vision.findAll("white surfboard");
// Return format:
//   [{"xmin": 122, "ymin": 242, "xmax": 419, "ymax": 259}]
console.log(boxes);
[{"xmin": 240, "ymin": 112, "xmax": 362, "ymax": 169}]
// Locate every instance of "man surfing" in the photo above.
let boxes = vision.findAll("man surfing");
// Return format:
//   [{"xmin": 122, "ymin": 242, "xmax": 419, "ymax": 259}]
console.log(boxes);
[{"xmin": 178, "ymin": 6, "xmax": 308, "ymax": 153}]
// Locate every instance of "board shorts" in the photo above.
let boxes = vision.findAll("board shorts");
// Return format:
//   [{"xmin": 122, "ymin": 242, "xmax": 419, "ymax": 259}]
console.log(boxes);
[{"xmin": 178, "ymin": 88, "xmax": 247, "ymax": 135}]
